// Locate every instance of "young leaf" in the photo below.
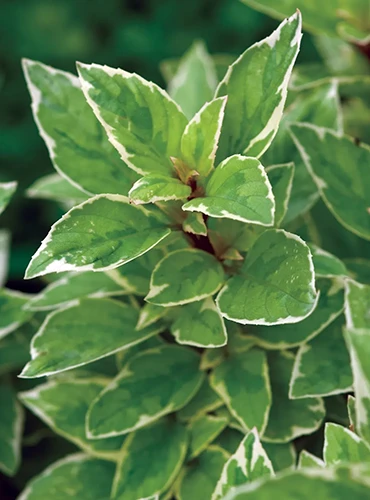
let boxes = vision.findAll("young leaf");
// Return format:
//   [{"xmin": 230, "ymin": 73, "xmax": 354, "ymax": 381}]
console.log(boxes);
[
  {"xmin": 182, "ymin": 155, "xmax": 275, "ymax": 226},
  {"xmin": 178, "ymin": 378, "xmax": 223, "ymax": 421},
  {"xmin": 210, "ymin": 349, "xmax": 271, "ymax": 434},
  {"xmin": 87, "ymin": 345, "xmax": 203, "ymax": 437},
  {"xmin": 171, "ymin": 298, "xmax": 227, "ymax": 348},
  {"xmin": 27, "ymin": 173, "xmax": 88, "ymax": 205},
  {"xmin": 298, "ymin": 450, "xmax": 324, "ymax": 468},
  {"xmin": 112, "ymin": 419, "xmax": 188, "ymax": 500},
  {"xmin": 345, "ymin": 279, "xmax": 370, "ymax": 329},
  {"xmin": 263, "ymin": 351, "xmax": 325, "ymax": 443},
  {"xmin": 0, "ymin": 289, "xmax": 33, "ymax": 340},
  {"xmin": 146, "ymin": 248, "xmax": 224, "ymax": 306},
  {"xmin": 25, "ymin": 194, "xmax": 171, "ymax": 280},
  {"xmin": 188, "ymin": 414, "xmax": 228, "ymax": 459},
  {"xmin": 251, "ymin": 279, "xmax": 344, "ymax": 349},
  {"xmin": 324, "ymin": 422, "xmax": 370, "ymax": 466},
  {"xmin": 129, "ymin": 174, "xmax": 191, "ymax": 205},
  {"xmin": 290, "ymin": 123, "xmax": 370, "ymax": 241},
  {"xmin": 20, "ymin": 298, "xmax": 160, "ymax": 378},
  {"xmin": 180, "ymin": 96, "xmax": 227, "ymax": 178},
  {"xmin": 26, "ymin": 271, "xmax": 125, "ymax": 311},
  {"xmin": 167, "ymin": 40, "xmax": 218, "ymax": 120},
  {"xmin": 177, "ymin": 446, "xmax": 229, "ymax": 500},
  {"xmin": 0, "ymin": 181, "xmax": 17, "ymax": 215},
  {"xmin": 223, "ymin": 464, "xmax": 370, "ymax": 499},
  {"xmin": 266, "ymin": 164, "xmax": 294, "ymax": 227},
  {"xmin": 289, "ymin": 317, "xmax": 353, "ymax": 398},
  {"xmin": 0, "ymin": 385, "xmax": 23, "ymax": 476},
  {"xmin": 77, "ymin": 62, "xmax": 187, "ymax": 176},
  {"xmin": 310, "ymin": 245, "xmax": 348, "ymax": 278},
  {"xmin": 212, "ymin": 428, "xmax": 274, "ymax": 500},
  {"xmin": 18, "ymin": 454, "xmax": 115, "ymax": 500},
  {"xmin": 216, "ymin": 229, "xmax": 317, "ymax": 325},
  {"xmin": 344, "ymin": 328, "xmax": 370, "ymax": 445},
  {"xmin": 182, "ymin": 212, "xmax": 207, "ymax": 236},
  {"xmin": 215, "ymin": 12, "xmax": 302, "ymax": 161},
  {"xmin": 23, "ymin": 60, "xmax": 136, "ymax": 196},
  {"xmin": 19, "ymin": 379, "xmax": 124, "ymax": 459}
]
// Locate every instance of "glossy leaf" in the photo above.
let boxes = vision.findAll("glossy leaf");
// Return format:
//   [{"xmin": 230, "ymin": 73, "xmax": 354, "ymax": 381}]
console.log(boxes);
[
  {"xmin": 188, "ymin": 414, "xmax": 228, "ymax": 458},
  {"xmin": 0, "ymin": 289, "xmax": 32, "ymax": 340},
  {"xmin": 345, "ymin": 279, "xmax": 370, "ymax": 329},
  {"xmin": 129, "ymin": 174, "xmax": 191, "ymax": 205},
  {"xmin": 215, "ymin": 12, "xmax": 302, "ymax": 160},
  {"xmin": 25, "ymin": 194, "xmax": 171, "ymax": 279},
  {"xmin": 87, "ymin": 345, "xmax": 203, "ymax": 437},
  {"xmin": 210, "ymin": 349, "xmax": 271, "ymax": 434},
  {"xmin": 0, "ymin": 181, "xmax": 17, "ymax": 215},
  {"xmin": 146, "ymin": 248, "xmax": 224, "ymax": 306},
  {"xmin": 27, "ymin": 173, "xmax": 88, "ymax": 205},
  {"xmin": 183, "ymin": 155, "xmax": 275, "ymax": 226},
  {"xmin": 0, "ymin": 385, "xmax": 23, "ymax": 476},
  {"xmin": 324, "ymin": 422, "xmax": 370, "ymax": 465},
  {"xmin": 178, "ymin": 378, "xmax": 223, "ymax": 421},
  {"xmin": 216, "ymin": 229, "xmax": 317, "ymax": 325},
  {"xmin": 20, "ymin": 298, "xmax": 160, "ymax": 378},
  {"xmin": 266, "ymin": 164, "xmax": 294, "ymax": 227},
  {"xmin": 298, "ymin": 450, "xmax": 324, "ymax": 468},
  {"xmin": 310, "ymin": 245, "xmax": 348, "ymax": 278},
  {"xmin": 77, "ymin": 62, "xmax": 187, "ymax": 176}
]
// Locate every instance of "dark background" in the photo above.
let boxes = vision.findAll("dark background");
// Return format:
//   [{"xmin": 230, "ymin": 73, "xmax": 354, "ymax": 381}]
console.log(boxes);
[{"xmin": 0, "ymin": 0, "xmax": 319, "ymax": 289}]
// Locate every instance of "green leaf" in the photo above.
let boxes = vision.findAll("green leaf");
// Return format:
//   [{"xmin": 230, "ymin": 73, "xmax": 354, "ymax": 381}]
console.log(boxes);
[
  {"xmin": 266, "ymin": 164, "xmax": 294, "ymax": 227},
  {"xmin": 178, "ymin": 378, "xmax": 223, "ymax": 421},
  {"xmin": 188, "ymin": 414, "xmax": 228, "ymax": 459},
  {"xmin": 344, "ymin": 328, "xmax": 370, "ymax": 445},
  {"xmin": 0, "ymin": 385, "xmax": 23, "ymax": 476},
  {"xmin": 345, "ymin": 259, "xmax": 370, "ymax": 285},
  {"xmin": 177, "ymin": 446, "xmax": 229, "ymax": 500},
  {"xmin": 345, "ymin": 279, "xmax": 370, "ymax": 329},
  {"xmin": 146, "ymin": 248, "xmax": 224, "ymax": 306},
  {"xmin": 167, "ymin": 40, "xmax": 218, "ymax": 120},
  {"xmin": 19, "ymin": 378, "xmax": 124, "ymax": 459},
  {"xmin": 183, "ymin": 155, "xmax": 275, "ymax": 226},
  {"xmin": 26, "ymin": 272, "xmax": 125, "ymax": 311},
  {"xmin": 0, "ymin": 289, "xmax": 33, "ymax": 339},
  {"xmin": 0, "ymin": 230, "xmax": 10, "ymax": 287},
  {"xmin": 263, "ymin": 352, "xmax": 325, "ymax": 443},
  {"xmin": 210, "ymin": 349, "xmax": 271, "ymax": 434},
  {"xmin": 25, "ymin": 194, "xmax": 171, "ymax": 279},
  {"xmin": 298, "ymin": 450, "xmax": 324, "ymax": 468},
  {"xmin": 23, "ymin": 60, "xmax": 136, "ymax": 196},
  {"xmin": 87, "ymin": 345, "xmax": 203, "ymax": 437},
  {"xmin": 290, "ymin": 123, "xmax": 370, "ymax": 241},
  {"xmin": 27, "ymin": 173, "xmax": 88, "ymax": 205},
  {"xmin": 19, "ymin": 454, "xmax": 115, "ymax": 500},
  {"xmin": 108, "ymin": 248, "xmax": 165, "ymax": 296},
  {"xmin": 112, "ymin": 419, "xmax": 188, "ymax": 500},
  {"xmin": 0, "ymin": 325, "xmax": 33, "ymax": 375},
  {"xmin": 129, "ymin": 174, "xmax": 191, "ymax": 205},
  {"xmin": 136, "ymin": 303, "xmax": 168, "ymax": 330},
  {"xmin": 223, "ymin": 464, "xmax": 370, "ymax": 499},
  {"xmin": 251, "ymin": 279, "xmax": 344, "ymax": 349},
  {"xmin": 310, "ymin": 245, "xmax": 348, "ymax": 278},
  {"xmin": 77, "ymin": 62, "xmax": 187, "ymax": 177},
  {"xmin": 214, "ymin": 428, "xmax": 244, "ymax": 455},
  {"xmin": 324, "ymin": 422, "xmax": 370, "ymax": 466},
  {"xmin": 0, "ymin": 181, "xmax": 17, "ymax": 216},
  {"xmin": 215, "ymin": 12, "xmax": 302, "ymax": 161},
  {"xmin": 216, "ymin": 229, "xmax": 317, "ymax": 325},
  {"xmin": 348, "ymin": 395, "xmax": 357, "ymax": 432},
  {"xmin": 213, "ymin": 428, "xmax": 274, "ymax": 500},
  {"xmin": 20, "ymin": 298, "xmax": 160, "ymax": 378},
  {"xmin": 182, "ymin": 212, "xmax": 207, "ymax": 236},
  {"xmin": 263, "ymin": 442, "xmax": 296, "ymax": 472},
  {"xmin": 171, "ymin": 298, "xmax": 227, "ymax": 348},
  {"xmin": 180, "ymin": 97, "xmax": 227, "ymax": 178},
  {"xmin": 289, "ymin": 317, "xmax": 353, "ymax": 398}
]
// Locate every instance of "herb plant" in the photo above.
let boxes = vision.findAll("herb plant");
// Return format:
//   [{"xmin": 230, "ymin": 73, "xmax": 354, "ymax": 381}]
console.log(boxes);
[{"xmin": 1, "ymin": 4, "xmax": 370, "ymax": 499}]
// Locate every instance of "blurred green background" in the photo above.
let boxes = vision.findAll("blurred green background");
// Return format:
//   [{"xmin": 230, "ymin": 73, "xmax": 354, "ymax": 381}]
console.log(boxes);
[{"xmin": 0, "ymin": 0, "xmax": 321, "ymax": 290}]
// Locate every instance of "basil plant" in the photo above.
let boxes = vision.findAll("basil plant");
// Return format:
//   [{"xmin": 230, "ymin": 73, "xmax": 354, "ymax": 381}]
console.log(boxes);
[{"xmin": 2, "ymin": 6, "xmax": 370, "ymax": 499}]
